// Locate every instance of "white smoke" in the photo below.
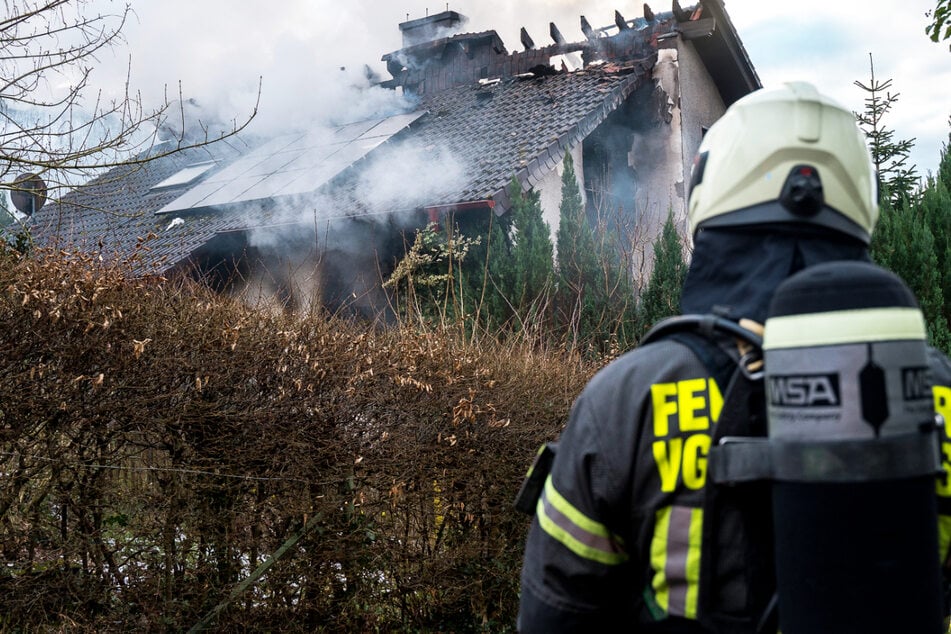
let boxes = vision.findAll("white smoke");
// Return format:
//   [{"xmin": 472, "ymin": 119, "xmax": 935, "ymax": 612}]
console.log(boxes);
[
  {"xmin": 355, "ymin": 139, "xmax": 466, "ymax": 214},
  {"xmin": 95, "ymin": 1, "xmax": 645, "ymax": 135},
  {"xmin": 61, "ymin": 0, "xmax": 951, "ymax": 180},
  {"xmin": 78, "ymin": 1, "xmax": 645, "ymax": 313}
]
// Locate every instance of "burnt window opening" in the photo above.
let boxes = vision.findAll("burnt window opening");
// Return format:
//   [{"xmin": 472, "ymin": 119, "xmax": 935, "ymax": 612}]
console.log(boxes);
[{"xmin": 582, "ymin": 101, "xmax": 639, "ymax": 231}]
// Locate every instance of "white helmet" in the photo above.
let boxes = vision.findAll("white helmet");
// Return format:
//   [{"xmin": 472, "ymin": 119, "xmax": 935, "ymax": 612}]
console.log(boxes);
[{"xmin": 687, "ymin": 82, "xmax": 878, "ymax": 244}]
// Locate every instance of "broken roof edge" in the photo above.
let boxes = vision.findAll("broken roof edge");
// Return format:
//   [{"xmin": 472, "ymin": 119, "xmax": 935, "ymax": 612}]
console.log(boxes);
[
  {"xmin": 486, "ymin": 55, "xmax": 655, "ymax": 217},
  {"xmin": 381, "ymin": 8, "xmax": 680, "ymax": 93},
  {"xmin": 691, "ymin": 0, "xmax": 761, "ymax": 104},
  {"xmin": 378, "ymin": 3, "xmax": 758, "ymax": 108}
]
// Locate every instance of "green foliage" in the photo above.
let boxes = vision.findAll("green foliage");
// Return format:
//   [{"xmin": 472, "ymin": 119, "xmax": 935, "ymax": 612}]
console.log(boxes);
[
  {"xmin": 384, "ymin": 178, "xmax": 555, "ymax": 336},
  {"xmin": 454, "ymin": 177, "xmax": 555, "ymax": 333},
  {"xmin": 859, "ymin": 74, "xmax": 951, "ymax": 353},
  {"xmin": 918, "ymin": 175, "xmax": 951, "ymax": 327},
  {"xmin": 556, "ymin": 153, "xmax": 606, "ymax": 344},
  {"xmin": 871, "ymin": 126, "xmax": 951, "ymax": 353},
  {"xmin": 927, "ymin": 0, "xmax": 951, "ymax": 46},
  {"xmin": 917, "ymin": 132, "xmax": 951, "ymax": 345},
  {"xmin": 554, "ymin": 154, "xmax": 638, "ymax": 353},
  {"xmin": 459, "ymin": 208, "xmax": 515, "ymax": 329},
  {"xmin": 556, "ymin": 153, "xmax": 598, "ymax": 295},
  {"xmin": 637, "ymin": 211, "xmax": 687, "ymax": 336},
  {"xmin": 871, "ymin": 194, "xmax": 951, "ymax": 353},
  {"xmin": 507, "ymin": 177, "xmax": 554, "ymax": 316},
  {"xmin": 384, "ymin": 223, "xmax": 481, "ymax": 324},
  {"xmin": 854, "ymin": 54, "xmax": 918, "ymax": 205}
]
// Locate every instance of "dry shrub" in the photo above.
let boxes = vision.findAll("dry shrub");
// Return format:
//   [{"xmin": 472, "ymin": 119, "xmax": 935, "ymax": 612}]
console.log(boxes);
[{"xmin": 0, "ymin": 246, "xmax": 598, "ymax": 632}]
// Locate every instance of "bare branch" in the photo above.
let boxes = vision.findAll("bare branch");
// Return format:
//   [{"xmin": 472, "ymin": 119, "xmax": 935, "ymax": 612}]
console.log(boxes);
[{"xmin": 0, "ymin": 0, "xmax": 258, "ymax": 207}]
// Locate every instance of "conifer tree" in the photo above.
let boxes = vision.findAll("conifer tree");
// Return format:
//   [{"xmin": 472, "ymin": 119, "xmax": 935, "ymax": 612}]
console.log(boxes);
[
  {"xmin": 556, "ymin": 153, "xmax": 603, "ymax": 342},
  {"xmin": 464, "ymin": 206, "xmax": 514, "ymax": 329},
  {"xmin": 636, "ymin": 212, "xmax": 687, "ymax": 336},
  {"xmin": 854, "ymin": 54, "xmax": 918, "ymax": 205},
  {"xmin": 871, "ymin": 194, "xmax": 950, "ymax": 352},
  {"xmin": 916, "ymin": 134, "xmax": 951, "ymax": 331},
  {"xmin": 507, "ymin": 177, "xmax": 553, "ymax": 316}
]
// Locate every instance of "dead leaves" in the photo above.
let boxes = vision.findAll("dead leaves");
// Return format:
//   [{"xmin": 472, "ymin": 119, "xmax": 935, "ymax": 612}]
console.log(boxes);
[
  {"xmin": 394, "ymin": 375, "xmax": 433, "ymax": 393},
  {"xmin": 132, "ymin": 338, "xmax": 152, "ymax": 359},
  {"xmin": 451, "ymin": 388, "xmax": 508, "ymax": 428}
]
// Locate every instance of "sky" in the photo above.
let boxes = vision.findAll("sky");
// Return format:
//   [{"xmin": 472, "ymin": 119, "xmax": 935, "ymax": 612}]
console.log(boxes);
[{"xmin": 89, "ymin": 0, "xmax": 951, "ymax": 177}]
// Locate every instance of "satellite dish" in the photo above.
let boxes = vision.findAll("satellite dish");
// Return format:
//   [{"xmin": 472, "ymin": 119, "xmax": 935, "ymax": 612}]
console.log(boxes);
[{"xmin": 10, "ymin": 173, "xmax": 47, "ymax": 217}]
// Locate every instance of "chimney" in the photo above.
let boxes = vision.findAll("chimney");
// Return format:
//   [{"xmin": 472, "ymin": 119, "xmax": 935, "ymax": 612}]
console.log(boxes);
[{"xmin": 399, "ymin": 10, "xmax": 468, "ymax": 47}]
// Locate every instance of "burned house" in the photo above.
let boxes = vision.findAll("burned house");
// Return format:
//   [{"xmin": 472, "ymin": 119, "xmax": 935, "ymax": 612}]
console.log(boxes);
[{"xmin": 24, "ymin": 0, "xmax": 758, "ymax": 316}]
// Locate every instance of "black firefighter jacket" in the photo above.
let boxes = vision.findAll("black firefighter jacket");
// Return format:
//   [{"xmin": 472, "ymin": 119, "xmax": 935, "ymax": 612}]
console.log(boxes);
[{"xmin": 518, "ymin": 333, "xmax": 951, "ymax": 634}]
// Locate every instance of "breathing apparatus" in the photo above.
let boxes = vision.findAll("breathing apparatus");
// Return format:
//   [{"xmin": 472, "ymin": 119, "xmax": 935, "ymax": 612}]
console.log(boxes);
[{"xmin": 690, "ymin": 82, "xmax": 944, "ymax": 633}]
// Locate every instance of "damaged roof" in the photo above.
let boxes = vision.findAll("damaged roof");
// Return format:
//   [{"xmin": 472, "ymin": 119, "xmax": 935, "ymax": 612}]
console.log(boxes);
[
  {"xmin": 403, "ymin": 58, "xmax": 657, "ymax": 210},
  {"xmin": 25, "ymin": 0, "xmax": 757, "ymax": 276}
]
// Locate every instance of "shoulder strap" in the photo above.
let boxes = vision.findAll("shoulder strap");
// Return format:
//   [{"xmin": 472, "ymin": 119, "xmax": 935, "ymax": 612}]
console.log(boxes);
[
  {"xmin": 642, "ymin": 314, "xmax": 762, "ymax": 399},
  {"xmin": 666, "ymin": 330, "xmax": 737, "ymax": 398},
  {"xmin": 699, "ymin": 366, "xmax": 776, "ymax": 634},
  {"xmin": 645, "ymin": 316, "xmax": 776, "ymax": 633}
]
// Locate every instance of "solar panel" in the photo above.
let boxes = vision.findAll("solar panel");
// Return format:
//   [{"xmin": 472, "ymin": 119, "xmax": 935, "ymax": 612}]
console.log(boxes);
[
  {"xmin": 243, "ymin": 150, "xmax": 307, "ymax": 178},
  {"xmin": 332, "ymin": 119, "xmax": 381, "ymax": 140},
  {"xmin": 360, "ymin": 112, "xmax": 428, "ymax": 139},
  {"xmin": 157, "ymin": 179, "xmax": 229, "ymax": 209},
  {"xmin": 155, "ymin": 110, "xmax": 426, "ymax": 215},
  {"xmin": 150, "ymin": 161, "xmax": 216, "ymax": 191},
  {"xmin": 234, "ymin": 168, "xmax": 313, "ymax": 202}
]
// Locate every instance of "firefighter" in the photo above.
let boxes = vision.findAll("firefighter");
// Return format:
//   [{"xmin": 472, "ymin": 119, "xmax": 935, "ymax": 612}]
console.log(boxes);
[{"xmin": 517, "ymin": 81, "xmax": 951, "ymax": 633}]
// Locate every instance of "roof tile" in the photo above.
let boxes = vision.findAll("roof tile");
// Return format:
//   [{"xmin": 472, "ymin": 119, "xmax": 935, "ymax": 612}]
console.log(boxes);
[{"xmin": 31, "ymin": 45, "xmax": 658, "ymax": 274}]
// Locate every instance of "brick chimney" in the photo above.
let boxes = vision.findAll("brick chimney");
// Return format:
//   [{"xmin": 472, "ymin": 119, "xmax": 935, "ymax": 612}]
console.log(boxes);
[{"xmin": 399, "ymin": 10, "xmax": 468, "ymax": 47}]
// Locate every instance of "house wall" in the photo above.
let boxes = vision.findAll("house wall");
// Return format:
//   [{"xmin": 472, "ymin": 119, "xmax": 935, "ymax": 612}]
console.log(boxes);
[
  {"xmin": 632, "ymin": 47, "xmax": 686, "ymax": 276},
  {"xmin": 574, "ymin": 56, "xmax": 684, "ymax": 288},
  {"xmin": 536, "ymin": 142, "xmax": 584, "ymax": 249},
  {"xmin": 565, "ymin": 40, "xmax": 728, "ymax": 288},
  {"xmin": 675, "ymin": 38, "xmax": 728, "ymax": 240}
]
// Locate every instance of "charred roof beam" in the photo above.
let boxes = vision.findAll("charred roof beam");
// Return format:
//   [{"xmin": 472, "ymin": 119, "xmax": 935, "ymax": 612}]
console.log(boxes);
[
  {"xmin": 615, "ymin": 10, "xmax": 631, "ymax": 30},
  {"xmin": 580, "ymin": 15, "xmax": 596, "ymax": 39},
  {"xmin": 520, "ymin": 27, "xmax": 536, "ymax": 50}
]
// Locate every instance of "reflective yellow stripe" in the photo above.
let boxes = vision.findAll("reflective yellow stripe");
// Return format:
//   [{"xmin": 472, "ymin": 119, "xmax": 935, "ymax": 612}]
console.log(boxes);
[
  {"xmin": 685, "ymin": 508, "xmax": 704, "ymax": 619},
  {"xmin": 764, "ymin": 307, "xmax": 926, "ymax": 349},
  {"xmin": 940, "ymin": 515, "xmax": 951, "ymax": 566},
  {"xmin": 542, "ymin": 477, "xmax": 623, "ymax": 543},
  {"xmin": 649, "ymin": 506, "xmax": 704, "ymax": 619},
  {"xmin": 537, "ymin": 477, "xmax": 627, "ymax": 565},
  {"xmin": 650, "ymin": 507, "xmax": 672, "ymax": 612}
]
